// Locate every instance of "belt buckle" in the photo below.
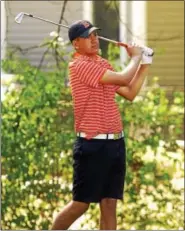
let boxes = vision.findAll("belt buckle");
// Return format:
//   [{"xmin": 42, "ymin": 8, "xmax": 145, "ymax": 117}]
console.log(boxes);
[{"xmin": 114, "ymin": 133, "xmax": 119, "ymax": 140}]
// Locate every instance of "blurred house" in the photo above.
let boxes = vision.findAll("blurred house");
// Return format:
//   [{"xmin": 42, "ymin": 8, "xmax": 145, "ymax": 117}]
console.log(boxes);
[
  {"xmin": 146, "ymin": 1, "xmax": 184, "ymax": 95},
  {"xmin": 1, "ymin": 1, "xmax": 184, "ymax": 96}
]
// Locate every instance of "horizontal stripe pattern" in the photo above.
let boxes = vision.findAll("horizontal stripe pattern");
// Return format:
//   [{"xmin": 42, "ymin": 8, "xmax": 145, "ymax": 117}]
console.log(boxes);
[{"xmin": 69, "ymin": 53, "xmax": 122, "ymax": 139}]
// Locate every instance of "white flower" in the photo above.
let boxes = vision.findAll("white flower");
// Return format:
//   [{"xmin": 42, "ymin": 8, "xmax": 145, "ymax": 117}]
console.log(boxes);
[
  {"xmin": 60, "ymin": 41, "xmax": 66, "ymax": 47},
  {"xmin": 60, "ymin": 151, "xmax": 64, "ymax": 158},
  {"xmin": 171, "ymin": 178, "xmax": 184, "ymax": 190},
  {"xmin": 148, "ymin": 202, "xmax": 158, "ymax": 211},
  {"xmin": 50, "ymin": 31, "xmax": 58, "ymax": 37},
  {"xmin": 57, "ymin": 37, "xmax": 64, "ymax": 42}
]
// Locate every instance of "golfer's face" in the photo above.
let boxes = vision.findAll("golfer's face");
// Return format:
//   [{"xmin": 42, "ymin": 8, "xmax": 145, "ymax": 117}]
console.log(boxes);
[{"xmin": 75, "ymin": 31, "xmax": 99, "ymax": 55}]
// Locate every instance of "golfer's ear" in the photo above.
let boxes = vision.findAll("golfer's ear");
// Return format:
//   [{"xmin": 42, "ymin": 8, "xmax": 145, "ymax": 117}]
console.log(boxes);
[
  {"xmin": 72, "ymin": 39, "xmax": 80, "ymax": 50},
  {"xmin": 72, "ymin": 40, "xmax": 76, "ymax": 47}
]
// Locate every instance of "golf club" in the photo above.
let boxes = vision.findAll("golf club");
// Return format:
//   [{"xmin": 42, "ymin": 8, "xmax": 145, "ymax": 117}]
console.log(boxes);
[{"xmin": 15, "ymin": 12, "xmax": 154, "ymax": 56}]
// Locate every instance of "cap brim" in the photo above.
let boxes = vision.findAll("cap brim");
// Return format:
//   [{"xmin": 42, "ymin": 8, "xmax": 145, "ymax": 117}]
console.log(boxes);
[{"xmin": 79, "ymin": 27, "xmax": 101, "ymax": 38}]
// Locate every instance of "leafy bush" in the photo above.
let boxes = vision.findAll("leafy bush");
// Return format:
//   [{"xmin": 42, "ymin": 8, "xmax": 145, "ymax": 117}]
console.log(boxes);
[{"xmin": 1, "ymin": 46, "xmax": 184, "ymax": 230}]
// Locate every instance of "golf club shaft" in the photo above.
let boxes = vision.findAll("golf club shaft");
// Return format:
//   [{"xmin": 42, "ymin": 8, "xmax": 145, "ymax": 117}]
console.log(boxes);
[
  {"xmin": 18, "ymin": 13, "xmax": 128, "ymax": 48},
  {"xmin": 24, "ymin": 13, "xmax": 69, "ymax": 28},
  {"xmin": 98, "ymin": 36, "xmax": 128, "ymax": 48},
  {"xmin": 15, "ymin": 12, "xmax": 154, "ymax": 56}
]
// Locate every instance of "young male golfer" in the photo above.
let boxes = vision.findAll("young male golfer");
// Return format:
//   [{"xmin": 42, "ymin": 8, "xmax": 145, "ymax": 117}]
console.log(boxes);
[{"xmin": 51, "ymin": 20, "xmax": 153, "ymax": 230}]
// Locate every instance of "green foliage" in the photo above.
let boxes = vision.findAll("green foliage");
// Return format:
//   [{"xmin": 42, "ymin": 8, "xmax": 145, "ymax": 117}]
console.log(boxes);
[
  {"xmin": 2, "ymin": 57, "xmax": 74, "ymax": 230},
  {"xmin": 1, "ymin": 44, "xmax": 184, "ymax": 230},
  {"xmin": 115, "ymin": 79, "xmax": 184, "ymax": 230}
]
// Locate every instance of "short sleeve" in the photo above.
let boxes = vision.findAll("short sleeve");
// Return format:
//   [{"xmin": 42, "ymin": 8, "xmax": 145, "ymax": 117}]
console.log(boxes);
[
  {"xmin": 107, "ymin": 66, "xmax": 120, "ymax": 92},
  {"xmin": 114, "ymin": 85, "xmax": 121, "ymax": 92},
  {"xmin": 75, "ymin": 60, "xmax": 107, "ymax": 88}
]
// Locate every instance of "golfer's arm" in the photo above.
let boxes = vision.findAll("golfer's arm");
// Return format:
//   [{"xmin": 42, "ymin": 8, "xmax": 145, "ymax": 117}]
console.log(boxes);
[
  {"xmin": 100, "ymin": 55, "xmax": 142, "ymax": 86},
  {"xmin": 116, "ymin": 64, "xmax": 150, "ymax": 101}
]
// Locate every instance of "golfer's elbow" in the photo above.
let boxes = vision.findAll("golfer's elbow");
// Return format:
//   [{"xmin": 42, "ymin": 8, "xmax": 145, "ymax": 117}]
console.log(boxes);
[
  {"xmin": 128, "ymin": 95, "xmax": 136, "ymax": 102},
  {"xmin": 124, "ymin": 88, "xmax": 137, "ymax": 101},
  {"xmin": 117, "ymin": 85, "xmax": 138, "ymax": 101},
  {"xmin": 125, "ymin": 94, "xmax": 135, "ymax": 102}
]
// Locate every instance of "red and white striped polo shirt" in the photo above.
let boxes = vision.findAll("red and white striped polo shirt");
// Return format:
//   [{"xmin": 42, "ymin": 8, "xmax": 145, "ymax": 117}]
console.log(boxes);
[{"xmin": 69, "ymin": 53, "xmax": 123, "ymax": 139}]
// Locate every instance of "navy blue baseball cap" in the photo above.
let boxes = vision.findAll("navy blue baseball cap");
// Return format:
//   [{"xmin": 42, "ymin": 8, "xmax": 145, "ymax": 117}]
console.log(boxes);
[{"xmin": 68, "ymin": 20, "xmax": 100, "ymax": 42}]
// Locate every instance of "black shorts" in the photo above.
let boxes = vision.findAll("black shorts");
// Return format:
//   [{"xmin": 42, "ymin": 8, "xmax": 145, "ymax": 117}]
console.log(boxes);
[{"xmin": 72, "ymin": 137, "xmax": 126, "ymax": 203}]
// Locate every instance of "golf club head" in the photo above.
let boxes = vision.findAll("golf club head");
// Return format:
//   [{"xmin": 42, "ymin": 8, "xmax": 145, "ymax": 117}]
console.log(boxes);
[{"xmin": 15, "ymin": 12, "xmax": 26, "ymax": 24}]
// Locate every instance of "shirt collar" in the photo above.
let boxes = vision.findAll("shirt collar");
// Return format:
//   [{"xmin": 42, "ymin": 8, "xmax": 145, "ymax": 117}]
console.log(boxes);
[{"xmin": 72, "ymin": 52, "xmax": 101, "ymax": 61}]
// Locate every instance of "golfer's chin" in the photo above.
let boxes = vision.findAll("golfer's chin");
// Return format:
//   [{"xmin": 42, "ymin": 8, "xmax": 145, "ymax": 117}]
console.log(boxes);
[{"xmin": 89, "ymin": 47, "xmax": 99, "ymax": 55}]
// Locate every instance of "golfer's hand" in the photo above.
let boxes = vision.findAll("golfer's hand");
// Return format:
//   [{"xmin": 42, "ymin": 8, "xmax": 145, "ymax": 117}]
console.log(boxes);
[{"xmin": 126, "ymin": 43, "xmax": 143, "ymax": 58}]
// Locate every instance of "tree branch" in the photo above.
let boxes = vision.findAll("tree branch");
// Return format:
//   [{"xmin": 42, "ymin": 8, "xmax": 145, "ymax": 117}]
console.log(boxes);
[
  {"xmin": 54, "ymin": 0, "xmax": 68, "ymax": 70},
  {"xmin": 57, "ymin": 0, "xmax": 68, "ymax": 34},
  {"xmin": 37, "ymin": 46, "xmax": 51, "ymax": 70}
]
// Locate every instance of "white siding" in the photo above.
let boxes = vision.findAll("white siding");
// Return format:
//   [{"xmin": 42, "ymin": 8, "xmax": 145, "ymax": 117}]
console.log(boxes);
[
  {"xmin": 5, "ymin": 1, "xmax": 83, "ymax": 68},
  {"xmin": 147, "ymin": 1, "xmax": 184, "ymax": 92}
]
